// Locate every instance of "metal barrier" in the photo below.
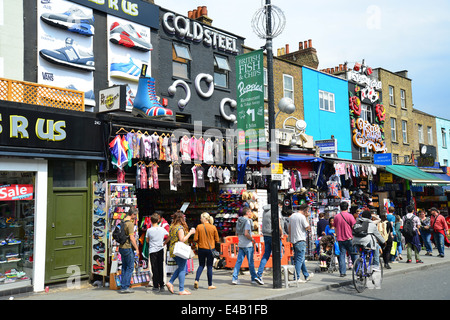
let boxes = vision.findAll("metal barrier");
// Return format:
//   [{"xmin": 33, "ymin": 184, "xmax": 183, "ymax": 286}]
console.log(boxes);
[
  {"xmin": 220, "ymin": 234, "xmax": 293, "ymax": 269},
  {"xmin": 0, "ymin": 77, "xmax": 85, "ymax": 112}
]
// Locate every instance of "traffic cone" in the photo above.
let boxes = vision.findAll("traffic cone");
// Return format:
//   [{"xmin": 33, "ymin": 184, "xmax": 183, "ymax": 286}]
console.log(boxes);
[{"xmin": 132, "ymin": 76, "xmax": 174, "ymax": 120}]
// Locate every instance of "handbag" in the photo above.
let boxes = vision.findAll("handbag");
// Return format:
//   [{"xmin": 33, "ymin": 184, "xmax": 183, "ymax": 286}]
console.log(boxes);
[
  {"xmin": 390, "ymin": 241, "xmax": 397, "ymax": 256},
  {"xmin": 173, "ymin": 241, "xmax": 193, "ymax": 260},
  {"xmin": 203, "ymin": 224, "xmax": 220, "ymax": 259}
]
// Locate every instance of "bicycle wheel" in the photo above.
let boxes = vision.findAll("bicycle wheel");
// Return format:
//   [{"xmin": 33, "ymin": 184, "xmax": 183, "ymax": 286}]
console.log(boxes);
[{"xmin": 352, "ymin": 257, "xmax": 367, "ymax": 293}]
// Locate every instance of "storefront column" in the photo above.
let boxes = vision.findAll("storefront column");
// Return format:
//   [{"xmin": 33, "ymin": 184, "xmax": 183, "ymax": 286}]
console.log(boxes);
[{"xmin": 0, "ymin": 158, "xmax": 48, "ymax": 293}]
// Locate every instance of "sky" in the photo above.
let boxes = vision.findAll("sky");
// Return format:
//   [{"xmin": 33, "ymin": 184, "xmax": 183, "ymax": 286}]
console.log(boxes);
[{"xmin": 157, "ymin": 0, "xmax": 450, "ymax": 120}]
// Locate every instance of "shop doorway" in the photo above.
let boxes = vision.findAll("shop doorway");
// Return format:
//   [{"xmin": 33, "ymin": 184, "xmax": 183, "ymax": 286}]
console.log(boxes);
[{"xmin": 45, "ymin": 161, "xmax": 91, "ymax": 283}]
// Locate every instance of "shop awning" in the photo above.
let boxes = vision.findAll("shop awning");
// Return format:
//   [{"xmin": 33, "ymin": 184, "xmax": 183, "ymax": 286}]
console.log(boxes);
[
  {"xmin": 386, "ymin": 165, "xmax": 450, "ymax": 187},
  {"xmin": 429, "ymin": 172, "xmax": 450, "ymax": 191}
]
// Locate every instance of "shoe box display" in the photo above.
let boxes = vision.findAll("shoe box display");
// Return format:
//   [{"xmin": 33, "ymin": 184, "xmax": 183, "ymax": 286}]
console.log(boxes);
[
  {"xmin": 0, "ymin": 201, "xmax": 34, "ymax": 285},
  {"xmin": 92, "ymin": 181, "xmax": 107, "ymax": 276}
]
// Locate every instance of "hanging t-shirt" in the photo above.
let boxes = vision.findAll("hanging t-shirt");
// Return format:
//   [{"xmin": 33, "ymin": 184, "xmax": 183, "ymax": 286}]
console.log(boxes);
[
  {"xmin": 196, "ymin": 166, "xmax": 206, "ymax": 188},
  {"xmin": 204, "ymin": 139, "xmax": 214, "ymax": 164},
  {"xmin": 181, "ymin": 136, "xmax": 191, "ymax": 162},
  {"xmin": 197, "ymin": 137, "xmax": 205, "ymax": 162}
]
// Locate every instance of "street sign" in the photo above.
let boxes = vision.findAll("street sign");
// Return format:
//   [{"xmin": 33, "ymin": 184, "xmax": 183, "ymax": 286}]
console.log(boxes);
[{"xmin": 374, "ymin": 153, "xmax": 392, "ymax": 166}]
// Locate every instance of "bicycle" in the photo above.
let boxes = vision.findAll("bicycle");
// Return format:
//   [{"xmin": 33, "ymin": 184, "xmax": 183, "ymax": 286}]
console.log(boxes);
[{"xmin": 352, "ymin": 246, "xmax": 383, "ymax": 293}]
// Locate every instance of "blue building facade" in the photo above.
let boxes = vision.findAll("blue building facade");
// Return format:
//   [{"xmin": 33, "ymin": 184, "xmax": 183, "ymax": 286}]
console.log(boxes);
[
  {"xmin": 436, "ymin": 117, "xmax": 450, "ymax": 167},
  {"xmin": 302, "ymin": 66, "xmax": 351, "ymax": 159}
]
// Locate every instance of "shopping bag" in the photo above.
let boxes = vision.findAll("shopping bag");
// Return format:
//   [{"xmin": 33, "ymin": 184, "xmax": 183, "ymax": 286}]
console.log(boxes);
[
  {"xmin": 173, "ymin": 241, "xmax": 192, "ymax": 259},
  {"xmin": 390, "ymin": 241, "xmax": 397, "ymax": 256}
]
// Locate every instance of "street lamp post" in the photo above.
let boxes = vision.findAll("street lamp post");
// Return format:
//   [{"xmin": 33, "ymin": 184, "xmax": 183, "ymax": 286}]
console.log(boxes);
[{"xmin": 252, "ymin": 0, "xmax": 286, "ymax": 289}]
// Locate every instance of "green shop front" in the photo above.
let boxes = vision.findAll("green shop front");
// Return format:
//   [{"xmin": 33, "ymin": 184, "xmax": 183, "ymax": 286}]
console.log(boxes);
[{"xmin": 0, "ymin": 101, "xmax": 105, "ymax": 294}]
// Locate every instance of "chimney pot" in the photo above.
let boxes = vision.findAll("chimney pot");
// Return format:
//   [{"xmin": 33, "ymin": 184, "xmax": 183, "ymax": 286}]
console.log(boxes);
[
  {"xmin": 304, "ymin": 40, "xmax": 308, "ymax": 49},
  {"xmin": 339, "ymin": 64, "xmax": 343, "ymax": 71},
  {"xmin": 188, "ymin": 11, "xmax": 193, "ymax": 19},
  {"xmin": 286, "ymin": 44, "xmax": 290, "ymax": 54},
  {"xmin": 308, "ymin": 39, "xmax": 312, "ymax": 48},
  {"xmin": 201, "ymin": 6, "xmax": 208, "ymax": 16},
  {"xmin": 299, "ymin": 42, "xmax": 303, "ymax": 50}
]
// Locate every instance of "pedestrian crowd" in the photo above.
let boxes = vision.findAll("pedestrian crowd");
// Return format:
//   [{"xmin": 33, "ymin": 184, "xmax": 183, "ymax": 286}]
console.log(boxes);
[{"xmin": 116, "ymin": 202, "xmax": 449, "ymax": 294}]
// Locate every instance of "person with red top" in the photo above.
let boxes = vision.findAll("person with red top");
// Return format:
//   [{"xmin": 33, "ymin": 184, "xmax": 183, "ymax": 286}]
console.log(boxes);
[
  {"xmin": 333, "ymin": 202, "xmax": 357, "ymax": 277},
  {"xmin": 429, "ymin": 207, "xmax": 450, "ymax": 257}
]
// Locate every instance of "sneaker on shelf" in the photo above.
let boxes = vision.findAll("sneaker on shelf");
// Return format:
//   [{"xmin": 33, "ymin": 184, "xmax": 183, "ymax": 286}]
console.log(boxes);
[{"xmin": 110, "ymin": 56, "xmax": 142, "ymax": 82}]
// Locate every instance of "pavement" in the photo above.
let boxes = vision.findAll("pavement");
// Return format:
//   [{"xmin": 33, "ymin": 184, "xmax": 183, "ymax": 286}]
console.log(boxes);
[{"xmin": 9, "ymin": 248, "xmax": 449, "ymax": 301}]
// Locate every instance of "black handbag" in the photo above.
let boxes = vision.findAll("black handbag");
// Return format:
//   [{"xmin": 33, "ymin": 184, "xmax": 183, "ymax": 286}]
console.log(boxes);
[{"xmin": 203, "ymin": 224, "xmax": 220, "ymax": 259}]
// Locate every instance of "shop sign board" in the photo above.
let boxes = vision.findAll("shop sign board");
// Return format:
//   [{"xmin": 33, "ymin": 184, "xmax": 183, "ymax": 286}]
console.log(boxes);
[
  {"xmin": 235, "ymin": 50, "xmax": 265, "ymax": 149},
  {"xmin": 69, "ymin": 0, "xmax": 160, "ymax": 29},
  {"xmin": 0, "ymin": 184, "xmax": 34, "ymax": 201},
  {"xmin": 98, "ymin": 85, "xmax": 127, "ymax": 113},
  {"xmin": 379, "ymin": 173, "xmax": 393, "ymax": 184},
  {"xmin": 315, "ymin": 139, "xmax": 337, "ymax": 155},
  {"xmin": 374, "ymin": 153, "xmax": 392, "ymax": 166},
  {"xmin": 0, "ymin": 104, "xmax": 103, "ymax": 155}
]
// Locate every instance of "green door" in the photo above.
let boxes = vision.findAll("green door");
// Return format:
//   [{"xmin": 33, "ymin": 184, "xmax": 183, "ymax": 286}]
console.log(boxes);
[{"xmin": 46, "ymin": 191, "xmax": 89, "ymax": 282}]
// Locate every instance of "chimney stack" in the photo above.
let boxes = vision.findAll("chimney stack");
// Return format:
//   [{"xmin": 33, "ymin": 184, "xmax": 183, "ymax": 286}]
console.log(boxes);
[
  {"xmin": 189, "ymin": 6, "xmax": 212, "ymax": 26},
  {"xmin": 278, "ymin": 39, "xmax": 319, "ymax": 69}
]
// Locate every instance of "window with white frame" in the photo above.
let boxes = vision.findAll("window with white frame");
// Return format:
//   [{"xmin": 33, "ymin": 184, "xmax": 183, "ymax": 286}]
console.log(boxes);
[
  {"xmin": 213, "ymin": 54, "xmax": 231, "ymax": 88},
  {"xmin": 393, "ymin": 154, "xmax": 399, "ymax": 164},
  {"xmin": 443, "ymin": 128, "xmax": 448, "ymax": 148},
  {"xmin": 400, "ymin": 89, "xmax": 406, "ymax": 109},
  {"xmin": 389, "ymin": 86, "xmax": 395, "ymax": 105},
  {"xmin": 361, "ymin": 105, "xmax": 373, "ymax": 123},
  {"xmin": 283, "ymin": 74, "xmax": 294, "ymax": 100},
  {"xmin": 172, "ymin": 42, "xmax": 192, "ymax": 79},
  {"xmin": 402, "ymin": 120, "xmax": 408, "ymax": 144},
  {"xmin": 390, "ymin": 118, "xmax": 397, "ymax": 142},
  {"xmin": 418, "ymin": 124, "xmax": 424, "ymax": 143},
  {"xmin": 319, "ymin": 90, "xmax": 335, "ymax": 112},
  {"xmin": 427, "ymin": 126, "xmax": 433, "ymax": 144}
]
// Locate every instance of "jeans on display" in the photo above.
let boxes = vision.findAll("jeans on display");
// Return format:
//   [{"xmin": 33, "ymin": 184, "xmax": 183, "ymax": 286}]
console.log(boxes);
[
  {"xmin": 293, "ymin": 241, "xmax": 309, "ymax": 280},
  {"xmin": 421, "ymin": 229, "xmax": 433, "ymax": 253},
  {"xmin": 196, "ymin": 248, "xmax": 214, "ymax": 286},
  {"xmin": 257, "ymin": 236, "xmax": 282, "ymax": 278},
  {"xmin": 169, "ymin": 256, "xmax": 187, "ymax": 292},
  {"xmin": 232, "ymin": 246, "xmax": 258, "ymax": 281},
  {"xmin": 118, "ymin": 248, "xmax": 135, "ymax": 290},
  {"xmin": 338, "ymin": 239, "xmax": 356, "ymax": 275},
  {"xmin": 434, "ymin": 232, "xmax": 445, "ymax": 256}
]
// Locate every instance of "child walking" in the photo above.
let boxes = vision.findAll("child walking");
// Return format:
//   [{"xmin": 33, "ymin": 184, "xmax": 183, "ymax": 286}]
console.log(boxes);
[{"xmin": 146, "ymin": 213, "xmax": 169, "ymax": 292}]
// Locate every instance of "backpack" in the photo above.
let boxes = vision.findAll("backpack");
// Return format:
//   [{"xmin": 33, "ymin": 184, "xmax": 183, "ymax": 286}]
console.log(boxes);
[
  {"xmin": 112, "ymin": 220, "xmax": 130, "ymax": 245},
  {"xmin": 402, "ymin": 217, "xmax": 415, "ymax": 238},
  {"xmin": 352, "ymin": 219, "xmax": 369, "ymax": 237}
]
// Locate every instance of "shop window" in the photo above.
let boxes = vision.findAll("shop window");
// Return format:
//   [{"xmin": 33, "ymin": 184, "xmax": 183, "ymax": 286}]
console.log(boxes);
[
  {"xmin": 214, "ymin": 54, "xmax": 230, "ymax": 88},
  {"xmin": 319, "ymin": 90, "xmax": 335, "ymax": 112},
  {"xmin": 53, "ymin": 161, "xmax": 87, "ymax": 188},
  {"xmin": 0, "ymin": 171, "xmax": 35, "ymax": 288},
  {"xmin": 172, "ymin": 43, "xmax": 192, "ymax": 79}
]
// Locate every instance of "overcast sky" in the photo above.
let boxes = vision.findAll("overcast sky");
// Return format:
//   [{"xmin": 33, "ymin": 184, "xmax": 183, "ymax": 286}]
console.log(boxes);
[{"xmin": 157, "ymin": 0, "xmax": 450, "ymax": 120}]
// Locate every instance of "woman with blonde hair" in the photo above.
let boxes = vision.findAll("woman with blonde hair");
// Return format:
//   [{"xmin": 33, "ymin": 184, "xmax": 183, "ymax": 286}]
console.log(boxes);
[
  {"xmin": 193, "ymin": 212, "xmax": 220, "ymax": 290},
  {"xmin": 165, "ymin": 210, "xmax": 195, "ymax": 295}
]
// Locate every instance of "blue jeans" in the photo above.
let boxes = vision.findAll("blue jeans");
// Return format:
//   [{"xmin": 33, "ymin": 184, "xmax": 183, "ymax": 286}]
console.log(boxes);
[
  {"xmin": 293, "ymin": 241, "xmax": 309, "ymax": 280},
  {"xmin": 118, "ymin": 248, "xmax": 135, "ymax": 290},
  {"xmin": 232, "ymin": 246, "xmax": 258, "ymax": 281},
  {"xmin": 434, "ymin": 232, "xmax": 445, "ymax": 256},
  {"xmin": 196, "ymin": 248, "xmax": 214, "ymax": 286},
  {"xmin": 373, "ymin": 244, "xmax": 381, "ymax": 267},
  {"xmin": 169, "ymin": 256, "xmax": 187, "ymax": 291},
  {"xmin": 257, "ymin": 236, "xmax": 282, "ymax": 278},
  {"xmin": 338, "ymin": 240, "xmax": 356, "ymax": 275},
  {"xmin": 421, "ymin": 229, "xmax": 433, "ymax": 253}
]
